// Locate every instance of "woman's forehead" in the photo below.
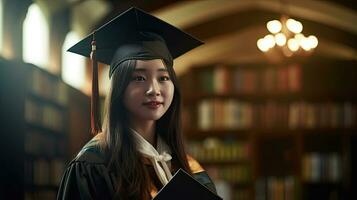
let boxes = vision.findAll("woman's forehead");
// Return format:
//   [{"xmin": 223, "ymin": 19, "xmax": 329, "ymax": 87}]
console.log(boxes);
[{"xmin": 134, "ymin": 59, "xmax": 167, "ymax": 70}]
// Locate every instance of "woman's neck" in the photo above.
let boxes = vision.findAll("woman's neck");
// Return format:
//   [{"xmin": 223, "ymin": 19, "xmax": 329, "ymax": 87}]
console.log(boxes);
[{"xmin": 130, "ymin": 120, "xmax": 156, "ymax": 146}]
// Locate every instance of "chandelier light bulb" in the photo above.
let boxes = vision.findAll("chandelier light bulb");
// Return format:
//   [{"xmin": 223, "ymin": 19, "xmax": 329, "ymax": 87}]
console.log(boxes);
[
  {"xmin": 257, "ymin": 38, "xmax": 270, "ymax": 52},
  {"xmin": 294, "ymin": 33, "xmax": 309, "ymax": 50},
  {"xmin": 275, "ymin": 33, "xmax": 286, "ymax": 46},
  {"xmin": 294, "ymin": 33, "xmax": 305, "ymax": 43},
  {"xmin": 287, "ymin": 38, "xmax": 299, "ymax": 51},
  {"xmin": 264, "ymin": 34, "xmax": 276, "ymax": 48},
  {"xmin": 258, "ymin": 17, "xmax": 317, "ymax": 55},
  {"xmin": 308, "ymin": 35, "xmax": 318, "ymax": 48},
  {"xmin": 300, "ymin": 37, "xmax": 312, "ymax": 51},
  {"xmin": 286, "ymin": 18, "xmax": 303, "ymax": 33},
  {"xmin": 267, "ymin": 20, "xmax": 282, "ymax": 34}
]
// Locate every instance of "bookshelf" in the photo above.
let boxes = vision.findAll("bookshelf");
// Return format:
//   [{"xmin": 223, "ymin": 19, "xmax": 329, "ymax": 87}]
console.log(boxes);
[
  {"xmin": 24, "ymin": 70, "xmax": 67, "ymax": 200},
  {"xmin": 180, "ymin": 59, "xmax": 357, "ymax": 200},
  {"xmin": 0, "ymin": 58, "xmax": 90, "ymax": 200}
]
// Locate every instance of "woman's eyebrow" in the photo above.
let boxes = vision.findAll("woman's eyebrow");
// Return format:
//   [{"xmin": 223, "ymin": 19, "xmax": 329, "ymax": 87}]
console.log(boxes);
[
  {"xmin": 158, "ymin": 68, "xmax": 168, "ymax": 72},
  {"xmin": 134, "ymin": 68, "xmax": 146, "ymax": 72}
]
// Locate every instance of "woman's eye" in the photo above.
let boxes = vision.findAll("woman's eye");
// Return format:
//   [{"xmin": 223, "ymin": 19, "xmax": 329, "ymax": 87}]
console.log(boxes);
[
  {"xmin": 159, "ymin": 76, "xmax": 170, "ymax": 81},
  {"xmin": 132, "ymin": 76, "xmax": 145, "ymax": 81}
]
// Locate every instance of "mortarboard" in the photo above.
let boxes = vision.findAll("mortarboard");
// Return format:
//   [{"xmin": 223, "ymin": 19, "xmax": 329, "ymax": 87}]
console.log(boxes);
[
  {"xmin": 153, "ymin": 169, "xmax": 222, "ymax": 200},
  {"xmin": 67, "ymin": 7, "xmax": 203, "ymax": 134}
]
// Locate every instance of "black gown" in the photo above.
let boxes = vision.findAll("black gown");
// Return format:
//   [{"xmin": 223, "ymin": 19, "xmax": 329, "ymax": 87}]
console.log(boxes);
[{"xmin": 57, "ymin": 136, "xmax": 216, "ymax": 200}]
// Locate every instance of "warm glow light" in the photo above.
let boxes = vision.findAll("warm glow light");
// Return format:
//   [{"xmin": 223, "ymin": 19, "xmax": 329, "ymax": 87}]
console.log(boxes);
[
  {"xmin": 23, "ymin": 4, "xmax": 49, "ymax": 68},
  {"xmin": 287, "ymin": 38, "xmax": 299, "ymax": 51},
  {"xmin": 275, "ymin": 33, "xmax": 286, "ymax": 46},
  {"xmin": 258, "ymin": 16, "xmax": 317, "ymax": 55},
  {"xmin": 300, "ymin": 37, "xmax": 311, "ymax": 51},
  {"xmin": 62, "ymin": 31, "xmax": 85, "ymax": 90},
  {"xmin": 264, "ymin": 34, "xmax": 276, "ymax": 48},
  {"xmin": 257, "ymin": 38, "xmax": 270, "ymax": 52},
  {"xmin": 286, "ymin": 18, "xmax": 303, "ymax": 33},
  {"xmin": 294, "ymin": 33, "xmax": 310, "ymax": 50},
  {"xmin": 294, "ymin": 33, "xmax": 304, "ymax": 43},
  {"xmin": 308, "ymin": 35, "xmax": 318, "ymax": 48},
  {"xmin": 267, "ymin": 20, "xmax": 282, "ymax": 34}
]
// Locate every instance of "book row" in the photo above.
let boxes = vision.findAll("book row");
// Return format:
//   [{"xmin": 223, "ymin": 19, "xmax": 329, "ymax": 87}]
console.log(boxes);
[
  {"xmin": 24, "ymin": 158, "xmax": 66, "ymax": 186},
  {"xmin": 25, "ymin": 98, "xmax": 66, "ymax": 132},
  {"xmin": 206, "ymin": 165, "xmax": 251, "ymax": 183},
  {"xmin": 197, "ymin": 64, "xmax": 301, "ymax": 94},
  {"xmin": 29, "ymin": 68, "xmax": 68, "ymax": 106},
  {"xmin": 188, "ymin": 140, "xmax": 250, "ymax": 162},
  {"xmin": 302, "ymin": 153, "xmax": 341, "ymax": 183},
  {"xmin": 255, "ymin": 176, "xmax": 296, "ymax": 200},
  {"xmin": 197, "ymin": 100, "xmax": 356, "ymax": 130},
  {"xmin": 215, "ymin": 179, "xmax": 250, "ymax": 200},
  {"xmin": 231, "ymin": 189, "xmax": 250, "ymax": 200},
  {"xmin": 25, "ymin": 130, "xmax": 66, "ymax": 157}
]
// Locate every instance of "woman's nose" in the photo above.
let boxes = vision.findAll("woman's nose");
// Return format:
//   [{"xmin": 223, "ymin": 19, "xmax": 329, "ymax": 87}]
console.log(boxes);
[{"xmin": 146, "ymin": 80, "xmax": 160, "ymax": 96}]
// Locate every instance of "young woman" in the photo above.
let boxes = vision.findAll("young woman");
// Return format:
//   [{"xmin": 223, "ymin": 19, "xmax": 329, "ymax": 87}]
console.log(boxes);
[{"xmin": 57, "ymin": 7, "xmax": 216, "ymax": 200}]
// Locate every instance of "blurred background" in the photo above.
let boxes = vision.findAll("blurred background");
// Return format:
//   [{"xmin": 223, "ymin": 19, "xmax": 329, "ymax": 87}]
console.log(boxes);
[{"xmin": 0, "ymin": 0, "xmax": 356, "ymax": 199}]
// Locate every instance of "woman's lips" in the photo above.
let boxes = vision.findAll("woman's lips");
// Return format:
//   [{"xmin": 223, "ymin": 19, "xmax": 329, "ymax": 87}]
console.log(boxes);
[{"xmin": 143, "ymin": 101, "xmax": 163, "ymax": 109}]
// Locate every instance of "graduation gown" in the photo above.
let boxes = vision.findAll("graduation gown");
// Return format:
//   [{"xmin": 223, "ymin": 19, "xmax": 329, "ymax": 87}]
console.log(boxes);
[{"xmin": 57, "ymin": 136, "xmax": 216, "ymax": 200}]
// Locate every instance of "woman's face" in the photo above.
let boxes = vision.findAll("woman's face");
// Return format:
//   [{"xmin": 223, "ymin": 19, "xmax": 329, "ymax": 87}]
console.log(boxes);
[{"xmin": 123, "ymin": 59, "xmax": 174, "ymax": 123}]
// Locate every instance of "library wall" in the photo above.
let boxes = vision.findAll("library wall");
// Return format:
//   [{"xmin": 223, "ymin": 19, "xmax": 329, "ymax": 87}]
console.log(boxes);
[
  {"xmin": 0, "ymin": 1, "xmax": 356, "ymax": 200},
  {"xmin": 180, "ymin": 59, "xmax": 357, "ymax": 200},
  {"xmin": 0, "ymin": 58, "xmax": 91, "ymax": 199}
]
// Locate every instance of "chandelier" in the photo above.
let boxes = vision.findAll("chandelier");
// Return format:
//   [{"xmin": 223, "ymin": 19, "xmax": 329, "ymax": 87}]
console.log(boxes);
[{"xmin": 257, "ymin": 15, "xmax": 318, "ymax": 56}]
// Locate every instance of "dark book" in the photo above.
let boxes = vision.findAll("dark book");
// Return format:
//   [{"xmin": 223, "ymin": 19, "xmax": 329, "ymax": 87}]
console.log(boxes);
[{"xmin": 153, "ymin": 169, "xmax": 222, "ymax": 200}]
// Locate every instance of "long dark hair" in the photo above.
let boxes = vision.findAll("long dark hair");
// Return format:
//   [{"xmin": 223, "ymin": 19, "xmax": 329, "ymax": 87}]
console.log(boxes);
[{"xmin": 100, "ymin": 59, "xmax": 191, "ymax": 199}]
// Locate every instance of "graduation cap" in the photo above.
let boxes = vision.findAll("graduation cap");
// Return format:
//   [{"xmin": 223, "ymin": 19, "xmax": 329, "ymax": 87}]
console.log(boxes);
[
  {"xmin": 67, "ymin": 7, "xmax": 203, "ymax": 134},
  {"xmin": 153, "ymin": 169, "xmax": 222, "ymax": 200}
]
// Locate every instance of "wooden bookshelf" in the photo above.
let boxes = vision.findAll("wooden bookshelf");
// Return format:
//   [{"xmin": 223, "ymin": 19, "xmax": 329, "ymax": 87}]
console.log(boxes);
[
  {"xmin": 180, "ymin": 59, "xmax": 357, "ymax": 200},
  {"xmin": 0, "ymin": 58, "xmax": 90, "ymax": 200}
]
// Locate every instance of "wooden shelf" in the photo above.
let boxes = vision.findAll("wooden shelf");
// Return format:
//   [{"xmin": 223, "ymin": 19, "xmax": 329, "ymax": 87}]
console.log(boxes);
[
  {"xmin": 231, "ymin": 182, "xmax": 253, "ymax": 187},
  {"xmin": 27, "ymin": 92, "xmax": 67, "ymax": 110},
  {"xmin": 0, "ymin": 59, "xmax": 74, "ymax": 199},
  {"xmin": 186, "ymin": 128, "xmax": 357, "ymax": 138},
  {"xmin": 26, "ymin": 122, "xmax": 66, "ymax": 136},
  {"xmin": 186, "ymin": 128, "xmax": 252, "ymax": 139},
  {"xmin": 183, "ymin": 91, "xmax": 357, "ymax": 103},
  {"xmin": 302, "ymin": 181, "xmax": 342, "ymax": 186},
  {"xmin": 180, "ymin": 60, "xmax": 357, "ymax": 199},
  {"xmin": 201, "ymin": 160, "xmax": 251, "ymax": 166}
]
